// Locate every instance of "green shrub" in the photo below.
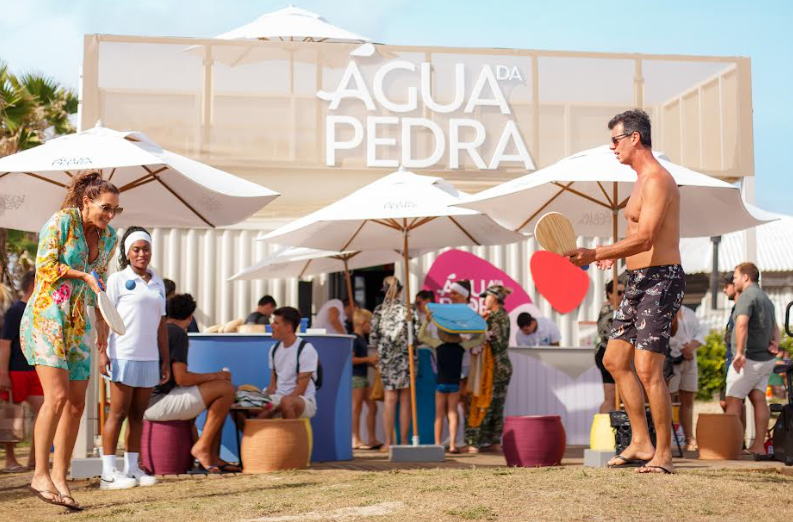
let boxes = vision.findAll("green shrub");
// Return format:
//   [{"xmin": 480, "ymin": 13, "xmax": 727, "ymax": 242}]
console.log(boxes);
[{"xmin": 696, "ymin": 329, "xmax": 727, "ymax": 401}]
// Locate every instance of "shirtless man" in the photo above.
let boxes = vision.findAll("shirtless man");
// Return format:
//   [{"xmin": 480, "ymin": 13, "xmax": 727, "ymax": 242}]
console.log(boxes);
[{"xmin": 567, "ymin": 109, "xmax": 684, "ymax": 475}]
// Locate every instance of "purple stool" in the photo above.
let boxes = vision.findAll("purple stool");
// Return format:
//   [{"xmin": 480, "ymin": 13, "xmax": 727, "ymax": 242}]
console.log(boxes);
[
  {"xmin": 502, "ymin": 415, "xmax": 566, "ymax": 467},
  {"xmin": 141, "ymin": 420, "xmax": 193, "ymax": 475}
]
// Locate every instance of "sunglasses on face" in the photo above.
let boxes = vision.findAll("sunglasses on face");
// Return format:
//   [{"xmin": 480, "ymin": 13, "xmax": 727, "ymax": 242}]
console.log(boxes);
[
  {"xmin": 90, "ymin": 199, "xmax": 123, "ymax": 216},
  {"xmin": 610, "ymin": 133, "xmax": 631, "ymax": 145}
]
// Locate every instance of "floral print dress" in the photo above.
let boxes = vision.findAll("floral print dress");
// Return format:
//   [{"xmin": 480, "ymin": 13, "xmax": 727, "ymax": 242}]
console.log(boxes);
[
  {"xmin": 370, "ymin": 299, "xmax": 419, "ymax": 391},
  {"xmin": 20, "ymin": 208, "xmax": 117, "ymax": 380}
]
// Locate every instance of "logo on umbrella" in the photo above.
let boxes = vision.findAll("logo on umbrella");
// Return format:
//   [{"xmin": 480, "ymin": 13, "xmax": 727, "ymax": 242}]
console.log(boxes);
[
  {"xmin": 51, "ymin": 157, "xmax": 92, "ymax": 167},
  {"xmin": 0, "ymin": 194, "xmax": 25, "ymax": 211}
]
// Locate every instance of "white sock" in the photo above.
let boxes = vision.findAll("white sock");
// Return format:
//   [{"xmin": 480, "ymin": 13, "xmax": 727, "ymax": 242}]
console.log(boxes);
[
  {"xmin": 123, "ymin": 452, "xmax": 140, "ymax": 475},
  {"xmin": 102, "ymin": 455, "xmax": 117, "ymax": 476}
]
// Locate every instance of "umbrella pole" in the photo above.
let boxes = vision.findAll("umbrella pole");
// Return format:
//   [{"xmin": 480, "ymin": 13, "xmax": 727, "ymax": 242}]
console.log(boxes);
[
  {"xmin": 343, "ymin": 258, "xmax": 356, "ymax": 312},
  {"xmin": 612, "ymin": 184, "xmax": 621, "ymax": 412},
  {"xmin": 402, "ymin": 228, "xmax": 420, "ymax": 446}
]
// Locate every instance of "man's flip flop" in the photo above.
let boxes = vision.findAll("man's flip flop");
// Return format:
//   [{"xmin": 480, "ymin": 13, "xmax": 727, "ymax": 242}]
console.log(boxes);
[
  {"xmin": 752, "ymin": 453, "xmax": 774, "ymax": 462},
  {"xmin": 218, "ymin": 463, "xmax": 242, "ymax": 473},
  {"xmin": 638, "ymin": 465, "xmax": 674, "ymax": 474},
  {"xmin": 608, "ymin": 455, "xmax": 648, "ymax": 468},
  {"xmin": 3, "ymin": 465, "xmax": 28, "ymax": 473}
]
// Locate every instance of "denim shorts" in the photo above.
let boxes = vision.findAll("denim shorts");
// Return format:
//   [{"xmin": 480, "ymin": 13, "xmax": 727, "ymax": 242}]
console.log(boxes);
[{"xmin": 436, "ymin": 383, "xmax": 460, "ymax": 394}]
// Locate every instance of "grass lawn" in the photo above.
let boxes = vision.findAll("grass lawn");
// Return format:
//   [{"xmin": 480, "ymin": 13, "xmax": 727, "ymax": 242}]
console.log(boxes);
[{"xmin": 2, "ymin": 451, "xmax": 793, "ymax": 521}]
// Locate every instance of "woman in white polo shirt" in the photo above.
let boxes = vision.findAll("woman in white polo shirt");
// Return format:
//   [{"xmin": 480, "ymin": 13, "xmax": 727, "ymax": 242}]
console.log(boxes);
[{"xmin": 99, "ymin": 227, "xmax": 169, "ymax": 490}]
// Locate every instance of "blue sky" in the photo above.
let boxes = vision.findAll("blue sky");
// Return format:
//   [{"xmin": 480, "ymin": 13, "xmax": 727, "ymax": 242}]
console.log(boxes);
[{"xmin": 1, "ymin": 0, "xmax": 790, "ymax": 213}]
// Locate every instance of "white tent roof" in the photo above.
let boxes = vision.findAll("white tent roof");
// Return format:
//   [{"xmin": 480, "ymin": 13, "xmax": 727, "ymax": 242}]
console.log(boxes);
[
  {"xmin": 681, "ymin": 208, "xmax": 793, "ymax": 274},
  {"xmin": 216, "ymin": 5, "xmax": 370, "ymax": 43}
]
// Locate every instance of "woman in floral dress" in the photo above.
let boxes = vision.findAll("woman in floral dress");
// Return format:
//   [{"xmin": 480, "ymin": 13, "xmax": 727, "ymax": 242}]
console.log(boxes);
[
  {"xmin": 465, "ymin": 284, "xmax": 512, "ymax": 453},
  {"xmin": 21, "ymin": 171, "xmax": 120, "ymax": 510},
  {"xmin": 370, "ymin": 276, "xmax": 418, "ymax": 451}
]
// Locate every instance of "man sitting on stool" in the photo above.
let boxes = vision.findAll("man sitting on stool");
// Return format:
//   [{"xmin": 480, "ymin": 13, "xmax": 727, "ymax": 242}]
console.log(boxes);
[{"xmin": 258, "ymin": 307, "xmax": 319, "ymax": 420}]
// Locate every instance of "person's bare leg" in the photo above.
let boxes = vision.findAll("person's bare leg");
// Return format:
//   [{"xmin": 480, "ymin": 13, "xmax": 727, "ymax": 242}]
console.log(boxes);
[
  {"xmin": 634, "ymin": 350, "xmax": 674, "ymax": 474},
  {"xmin": 30, "ymin": 366, "xmax": 69, "ymax": 502},
  {"xmin": 125, "ymin": 387, "xmax": 153, "ymax": 454},
  {"xmin": 279, "ymin": 396, "xmax": 305, "ymax": 420},
  {"xmin": 724, "ymin": 396, "xmax": 744, "ymax": 416},
  {"xmin": 603, "ymin": 340, "xmax": 655, "ymax": 466},
  {"xmin": 447, "ymin": 392, "xmax": 460, "ymax": 452},
  {"xmin": 434, "ymin": 391, "xmax": 446, "ymax": 446},
  {"xmin": 678, "ymin": 390, "xmax": 695, "ymax": 449},
  {"xmin": 193, "ymin": 380, "xmax": 234, "ymax": 468},
  {"xmin": 599, "ymin": 383, "xmax": 616, "ymax": 414},
  {"xmin": 363, "ymin": 392, "xmax": 381, "ymax": 447},
  {"xmin": 398, "ymin": 388, "xmax": 411, "ymax": 445},
  {"xmin": 746, "ymin": 389, "xmax": 770, "ymax": 454},
  {"xmin": 352, "ymin": 387, "xmax": 365, "ymax": 447},
  {"xmin": 26, "ymin": 396, "xmax": 44, "ymax": 469},
  {"xmin": 382, "ymin": 390, "xmax": 397, "ymax": 449},
  {"xmin": 52, "ymin": 379, "xmax": 89, "ymax": 506},
  {"xmin": 103, "ymin": 381, "xmax": 133, "ymax": 457},
  {"xmin": 3, "ymin": 442, "xmax": 20, "ymax": 470}
]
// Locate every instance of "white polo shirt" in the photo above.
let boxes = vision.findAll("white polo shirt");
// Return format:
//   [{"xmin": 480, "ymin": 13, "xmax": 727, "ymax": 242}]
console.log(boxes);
[{"xmin": 107, "ymin": 266, "xmax": 167, "ymax": 361}]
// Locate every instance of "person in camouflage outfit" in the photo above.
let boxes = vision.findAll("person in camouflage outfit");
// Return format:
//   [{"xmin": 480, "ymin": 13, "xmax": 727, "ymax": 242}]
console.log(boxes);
[
  {"xmin": 465, "ymin": 285, "xmax": 512, "ymax": 452},
  {"xmin": 370, "ymin": 276, "xmax": 418, "ymax": 450}
]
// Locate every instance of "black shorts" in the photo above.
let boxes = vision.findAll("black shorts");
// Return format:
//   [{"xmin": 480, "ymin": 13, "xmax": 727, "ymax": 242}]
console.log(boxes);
[
  {"xmin": 595, "ymin": 346, "xmax": 615, "ymax": 384},
  {"xmin": 609, "ymin": 264, "xmax": 685, "ymax": 356}
]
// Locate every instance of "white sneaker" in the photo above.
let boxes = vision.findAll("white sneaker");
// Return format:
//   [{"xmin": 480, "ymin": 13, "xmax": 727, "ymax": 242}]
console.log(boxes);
[
  {"xmin": 128, "ymin": 468, "xmax": 157, "ymax": 487},
  {"xmin": 100, "ymin": 469, "xmax": 137, "ymax": 490}
]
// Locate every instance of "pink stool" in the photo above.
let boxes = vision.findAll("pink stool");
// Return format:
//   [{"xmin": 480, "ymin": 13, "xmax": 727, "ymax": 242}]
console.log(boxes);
[
  {"xmin": 140, "ymin": 420, "xmax": 193, "ymax": 475},
  {"xmin": 503, "ymin": 415, "xmax": 566, "ymax": 467}
]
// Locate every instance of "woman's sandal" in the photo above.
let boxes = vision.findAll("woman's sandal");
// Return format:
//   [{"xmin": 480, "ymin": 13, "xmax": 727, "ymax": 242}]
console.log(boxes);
[
  {"xmin": 58, "ymin": 495, "xmax": 84, "ymax": 512},
  {"xmin": 28, "ymin": 486, "xmax": 67, "ymax": 508}
]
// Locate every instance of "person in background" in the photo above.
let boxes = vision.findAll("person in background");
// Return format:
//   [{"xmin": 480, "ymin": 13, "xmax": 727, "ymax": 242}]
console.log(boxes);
[
  {"xmin": 419, "ymin": 313, "xmax": 483, "ymax": 454},
  {"xmin": 259, "ymin": 307, "xmax": 319, "ymax": 420},
  {"xmin": 667, "ymin": 305, "xmax": 708, "ymax": 452},
  {"xmin": 314, "ymin": 297, "xmax": 354, "ymax": 334},
  {"xmin": 144, "ymin": 294, "xmax": 238, "ymax": 473},
  {"xmin": 21, "ymin": 171, "xmax": 119, "ymax": 510},
  {"xmin": 371, "ymin": 276, "xmax": 418, "ymax": 451},
  {"xmin": 595, "ymin": 280, "xmax": 624, "ymax": 413},
  {"xmin": 724, "ymin": 262, "xmax": 779, "ymax": 459},
  {"xmin": 351, "ymin": 309, "xmax": 381, "ymax": 450},
  {"xmin": 100, "ymin": 227, "xmax": 169, "ymax": 490},
  {"xmin": 515, "ymin": 312, "xmax": 561, "ymax": 347},
  {"xmin": 447, "ymin": 280, "xmax": 474, "ymax": 420},
  {"xmin": 415, "ymin": 290, "xmax": 435, "ymax": 322},
  {"xmin": 163, "ymin": 279, "xmax": 198, "ymax": 333},
  {"xmin": 465, "ymin": 285, "xmax": 512, "ymax": 453},
  {"xmin": 1, "ymin": 272, "xmax": 43, "ymax": 473},
  {"xmin": 245, "ymin": 295, "xmax": 277, "ymax": 325}
]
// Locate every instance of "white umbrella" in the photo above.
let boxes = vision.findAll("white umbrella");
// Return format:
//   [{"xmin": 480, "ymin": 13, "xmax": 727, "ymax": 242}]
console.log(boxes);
[
  {"xmin": 216, "ymin": 5, "xmax": 370, "ymax": 43},
  {"xmin": 199, "ymin": 5, "xmax": 370, "ymax": 69},
  {"xmin": 229, "ymin": 246, "xmax": 416, "ymax": 310},
  {"xmin": 0, "ymin": 124, "xmax": 279, "ymax": 231},
  {"xmin": 457, "ymin": 145, "xmax": 769, "ymax": 238},
  {"xmin": 260, "ymin": 167, "xmax": 524, "ymax": 445}
]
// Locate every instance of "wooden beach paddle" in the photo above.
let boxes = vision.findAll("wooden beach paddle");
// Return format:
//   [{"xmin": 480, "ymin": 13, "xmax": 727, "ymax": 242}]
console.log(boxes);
[{"xmin": 533, "ymin": 212, "xmax": 588, "ymax": 270}]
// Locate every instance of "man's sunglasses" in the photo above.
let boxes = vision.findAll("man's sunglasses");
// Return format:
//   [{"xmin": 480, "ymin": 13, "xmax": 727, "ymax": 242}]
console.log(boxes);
[{"xmin": 610, "ymin": 133, "xmax": 632, "ymax": 145}]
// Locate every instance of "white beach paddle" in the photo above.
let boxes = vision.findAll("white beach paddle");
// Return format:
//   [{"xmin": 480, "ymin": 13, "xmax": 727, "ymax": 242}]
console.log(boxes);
[
  {"xmin": 93, "ymin": 271, "xmax": 126, "ymax": 335},
  {"xmin": 533, "ymin": 212, "xmax": 588, "ymax": 270}
]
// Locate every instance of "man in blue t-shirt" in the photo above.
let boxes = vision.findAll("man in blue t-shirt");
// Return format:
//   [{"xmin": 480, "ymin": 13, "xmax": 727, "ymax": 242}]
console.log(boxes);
[{"xmin": 0, "ymin": 272, "xmax": 42, "ymax": 473}]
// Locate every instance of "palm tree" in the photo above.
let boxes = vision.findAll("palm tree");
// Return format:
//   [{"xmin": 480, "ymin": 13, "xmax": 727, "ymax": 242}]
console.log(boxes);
[{"xmin": 0, "ymin": 60, "xmax": 78, "ymax": 301}]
